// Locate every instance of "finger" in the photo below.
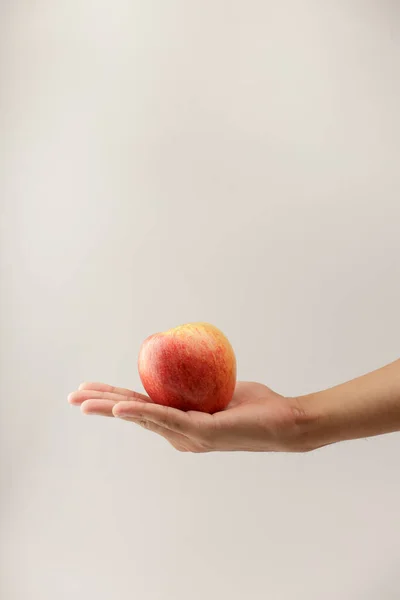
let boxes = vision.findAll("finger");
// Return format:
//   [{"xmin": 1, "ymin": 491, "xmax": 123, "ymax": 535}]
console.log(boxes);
[
  {"xmin": 112, "ymin": 401, "xmax": 209, "ymax": 436},
  {"xmin": 68, "ymin": 389, "xmax": 150, "ymax": 406},
  {"xmin": 78, "ymin": 382, "xmax": 151, "ymax": 402},
  {"xmin": 80, "ymin": 399, "xmax": 116, "ymax": 417},
  {"xmin": 118, "ymin": 416, "xmax": 207, "ymax": 453},
  {"xmin": 118, "ymin": 415, "xmax": 192, "ymax": 450},
  {"xmin": 80, "ymin": 401, "xmax": 192, "ymax": 450},
  {"xmin": 79, "ymin": 399, "xmax": 190, "ymax": 448}
]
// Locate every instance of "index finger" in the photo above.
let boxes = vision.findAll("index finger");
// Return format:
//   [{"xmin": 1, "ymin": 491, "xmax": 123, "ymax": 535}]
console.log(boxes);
[
  {"xmin": 78, "ymin": 382, "xmax": 151, "ymax": 402},
  {"xmin": 112, "ymin": 401, "xmax": 212, "ymax": 436}
]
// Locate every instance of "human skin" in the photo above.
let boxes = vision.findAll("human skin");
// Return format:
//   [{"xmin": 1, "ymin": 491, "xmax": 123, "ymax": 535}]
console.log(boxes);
[{"xmin": 68, "ymin": 358, "xmax": 400, "ymax": 453}]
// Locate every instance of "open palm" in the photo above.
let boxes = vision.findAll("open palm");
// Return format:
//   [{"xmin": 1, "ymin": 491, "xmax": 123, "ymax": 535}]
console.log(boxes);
[{"xmin": 69, "ymin": 381, "xmax": 306, "ymax": 452}]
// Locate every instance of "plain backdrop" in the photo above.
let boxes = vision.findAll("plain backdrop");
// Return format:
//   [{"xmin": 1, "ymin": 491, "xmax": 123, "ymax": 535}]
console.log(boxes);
[{"xmin": 1, "ymin": 1, "xmax": 400, "ymax": 599}]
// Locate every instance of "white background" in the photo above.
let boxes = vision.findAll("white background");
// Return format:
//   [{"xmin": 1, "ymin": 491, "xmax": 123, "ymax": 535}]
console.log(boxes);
[{"xmin": 1, "ymin": 2, "xmax": 400, "ymax": 598}]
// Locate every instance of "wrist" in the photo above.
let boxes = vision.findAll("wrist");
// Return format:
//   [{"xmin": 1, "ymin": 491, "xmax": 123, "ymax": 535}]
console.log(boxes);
[
  {"xmin": 288, "ymin": 359, "xmax": 400, "ymax": 452},
  {"xmin": 286, "ymin": 393, "xmax": 336, "ymax": 452}
]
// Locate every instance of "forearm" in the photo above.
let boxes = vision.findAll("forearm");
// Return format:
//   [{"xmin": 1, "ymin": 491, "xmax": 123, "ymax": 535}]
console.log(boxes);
[{"xmin": 298, "ymin": 359, "xmax": 400, "ymax": 450}]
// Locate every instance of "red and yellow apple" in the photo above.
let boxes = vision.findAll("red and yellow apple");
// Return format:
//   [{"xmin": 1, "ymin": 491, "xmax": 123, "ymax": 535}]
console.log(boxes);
[{"xmin": 138, "ymin": 322, "xmax": 237, "ymax": 413}]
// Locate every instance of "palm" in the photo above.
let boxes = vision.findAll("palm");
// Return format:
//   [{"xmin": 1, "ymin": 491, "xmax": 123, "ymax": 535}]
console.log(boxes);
[
  {"xmin": 219, "ymin": 382, "xmax": 293, "ymax": 430},
  {"xmin": 69, "ymin": 380, "xmax": 297, "ymax": 452},
  {"xmin": 225, "ymin": 381, "xmax": 280, "ymax": 409}
]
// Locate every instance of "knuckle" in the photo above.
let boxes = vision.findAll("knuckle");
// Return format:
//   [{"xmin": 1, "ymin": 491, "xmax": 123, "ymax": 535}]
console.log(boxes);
[
  {"xmin": 161, "ymin": 407, "xmax": 184, "ymax": 432},
  {"xmin": 157, "ymin": 416, "xmax": 169, "ymax": 429},
  {"xmin": 193, "ymin": 433, "xmax": 214, "ymax": 451},
  {"xmin": 175, "ymin": 445, "xmax": 188, "ymax": 453},
  {"xmin": 191, "ymin": 444, "xmax": 210, "ymax": 454},
  {"xmin": 197, "ymin": 426, "xmax": 216, "ymax": 448},
  {"xmin": 200, "ymin": 441, "xmax": 213, "ymax": 452},
  {"xmin": 158, "ymin": 408, "xmax": 171, "ymax": 429},
  {"xmin": 165, "ymin": 407, "xmax": 181, "ymax": 431}
]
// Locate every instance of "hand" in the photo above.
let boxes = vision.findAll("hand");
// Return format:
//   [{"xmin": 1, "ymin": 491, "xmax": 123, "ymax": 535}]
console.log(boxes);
[{"xmin": 68, "ymin": 381, "xmax": 311, "ymax": 453}]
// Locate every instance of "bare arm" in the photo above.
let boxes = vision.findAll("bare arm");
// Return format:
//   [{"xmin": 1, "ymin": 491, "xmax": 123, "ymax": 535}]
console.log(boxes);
[
  {"xmin": 69, "ymin": 359, "xmax": 400, "ymax": 453},
  {"xmin": 299, "ymin": 359, "xmax": 400, "ymax": 450}
]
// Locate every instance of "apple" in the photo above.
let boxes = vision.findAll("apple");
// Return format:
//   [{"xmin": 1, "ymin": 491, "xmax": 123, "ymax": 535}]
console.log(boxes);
[{"xmin": 138, "ymin": 322, "xmax": 237, "ymax": 413}]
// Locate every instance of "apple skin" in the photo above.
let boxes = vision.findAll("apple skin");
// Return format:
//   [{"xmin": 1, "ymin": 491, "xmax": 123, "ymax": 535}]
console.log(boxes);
[{"xmin": 138, "ymin": 322, "xmax": 237, "ymax": 413}]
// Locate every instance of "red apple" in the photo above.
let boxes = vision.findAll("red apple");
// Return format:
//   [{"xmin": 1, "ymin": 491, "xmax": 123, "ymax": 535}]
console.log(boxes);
[{"xmin": 138, "ymin": 322, "xmax": 237, "ymax": 413}]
